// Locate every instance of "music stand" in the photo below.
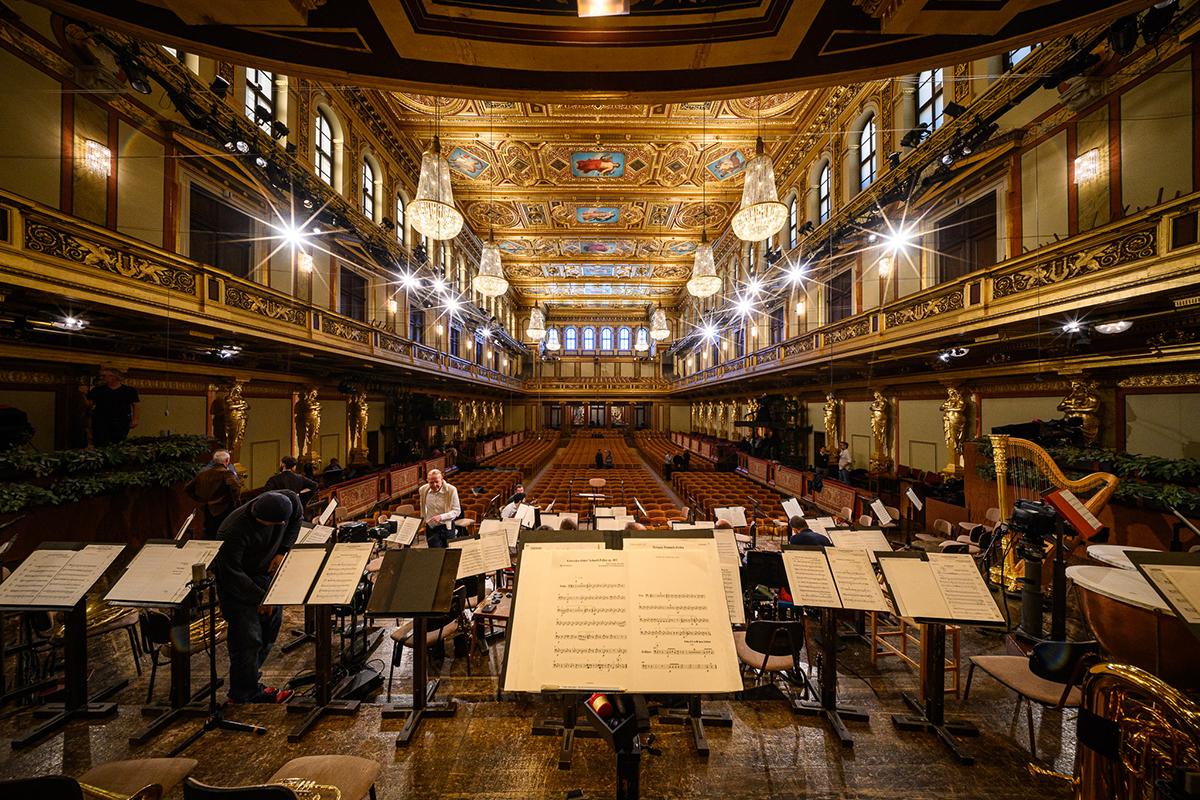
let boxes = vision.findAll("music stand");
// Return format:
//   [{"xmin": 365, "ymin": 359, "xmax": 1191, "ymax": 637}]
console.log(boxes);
[
  {"xmin": 0, "ymin": 535, "xmax": 58, "ymax": 706},
  {"xmin": 367, "ymin": 547, "xmax": 461, "ymax": 746}
]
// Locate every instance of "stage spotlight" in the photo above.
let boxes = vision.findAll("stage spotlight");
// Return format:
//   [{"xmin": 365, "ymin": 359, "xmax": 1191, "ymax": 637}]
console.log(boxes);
[
  {"xmin": 900, "ymin": 123, "xmax": 929, "ymax": 149},
  {"xmin": 702, "ymin": 324, "xmax": 717, "ymax": 341},
  {"xmin": 737, "ymin": 298, "xmax": 754, "ymax": 316},
  {"xmin": 1094, "ymin": 320, "xmax": 1133, "ymax": 334},
  {"xmin": 885, "ymin": 227, "xmax": 915, "ymax": 251},
  {"xmin": 53, "ymin": 316, "xmax": 87, "ymax": 331},
  {"xmin": 787, "ymin": 263, "xmax": 807, "ymax": 283},
  {"xmin": 402, "ymin": 273, "xmax": 419, "ymax": 290},
  {"xmin": 432, "ymin": 278, "xmax": 446, "ymax": 293},
  {"xmin": 119, "ymin": 57, "xmax": 152, "ymax": 94},
  {"xmin": 944, "ymin": 102, "xmax": 968, "ymax": 119},
  {"xmin": 1142, "ymin": 0, "xmax": 1177, "ymax": 44},
  {"xmin": 254, "ymin": 155, "xmax": 268, "ymax": 168},
  {"xmin": 253, "ymin": 104, "xmax": 273, "ymax": 127},
  {"xmin": 271, "ymin": 121, "xmax": 290, "ymax": 140},
  {"xmin": 209, "ymin": 76, "xmax": 230, "ymax": 99},
  {"xmin": 887, "ymin": 151, "xmax": 901, "ymax": 170},
  {"xmin": 1062, "ymin": 319, "xmax": 1084, "ymax": 334}
]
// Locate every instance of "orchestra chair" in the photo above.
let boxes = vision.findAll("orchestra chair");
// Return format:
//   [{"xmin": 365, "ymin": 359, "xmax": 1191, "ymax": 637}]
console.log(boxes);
[
  {"xmin": 880, "ymin": 506, "xmax": 901, "ymax": 534},
  {"xmin": 386, "ymin": 585, "xmax": 471, "ymax": 699},
  {"xmin": 184, "ymin": 755, "xmax": 381, "ymax": 800},
  {"xmin": 394, "ymin": 503, "xmax": 415, "ymax": 516},
  {"xmin": 139, "ymin": 609, "xmax": 224, "ymax": 704},
  {"xmin": 44, "ymin": 603, "xmax": 143, "ymax": 678},
  {"xmin": 839, "ymin": 506, "xmax": 854, "ymax": 524},
  {"xmin": 915, "ymin": 518, "xmax": 954, "ymax": 546},
  {"xmin": 857, "ymin": 515, "xmax": 873, "ymax": 528},
  {"xmin": 0, "ymin": 757, "xmax": 198, "ymax": 799},
  {"xmin": 963, "ymin": 638, "xmax": 1099, "ymax": 759},
  {"xmin": 454, "ymin": 517, "xmax": 476, "ymax": 536},
  {"xmin": 734, "ymin": 620, "xmax": 815, "ymax": 707}
]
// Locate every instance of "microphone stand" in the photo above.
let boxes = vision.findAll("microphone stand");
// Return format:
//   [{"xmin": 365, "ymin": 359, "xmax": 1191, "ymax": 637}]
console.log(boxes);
[{"xmin": 168, "ymin": 568, "xmax": 266, "ymax": 756}]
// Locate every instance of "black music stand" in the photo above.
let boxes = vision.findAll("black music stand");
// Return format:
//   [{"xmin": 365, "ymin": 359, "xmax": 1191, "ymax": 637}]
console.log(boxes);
[
  {"xmin": 891, "ymin": 620, "xmax": 979, "ymax": 764},
  {"xmin": 286, "ymin": 604, "xmax": 360, "ymax": 742},
  {"xmin": 367, "ymin": 547, "xmax": 461, "ymax": 746},
  {"xmin": 792, "ymin": 606, "xmax": 869, "ymax": 747}
]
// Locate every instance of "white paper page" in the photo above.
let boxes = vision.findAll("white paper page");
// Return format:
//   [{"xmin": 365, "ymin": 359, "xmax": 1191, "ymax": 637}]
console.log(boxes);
[
  {"xmin": 450, "ymin": 538, "xmax": 486, "ymax": 579},
  {"xmin": 879, "ymin": 558, "xmax": 950, "ymax": 620},
  {"xmin": 595, "ymin": 507, "xmax": 613, "ymax": 517},
  {"xmin": 714, "ymin": 506, "xmax": 748, "ymax": 527},
  {"xmin": 595, "ymin": 517, "xmax": 634, "ymax": 531},
  {"xmin": 0, "ymin": 549, "xmax": 75, "ymax": 607},
  {"xmin": 1143, "ymin": 564, "xmax": 1200, "ymax": 624},
  {"xmin": 544, "ymin": 500, "xmax": 556, "ymax": 513},
  {"xmin": 871, "ymin": 499, "xmax": 893, "ymax": 526},
  {"xmin": 906, "ymin": 487, "xmax": 923, "ymax": 511},
  {"xmin": 671, "ymin": 520, "xmax": 715, "ymax": 530},
  {"xmin": 318, "ymin": 498, "xmax": 338, "ymax": 526},
  {"xmin": 927, "ymin": 553, "xmax": 1003, "ymax": 623},
  {"xmin": 31, "ymin": 544, "xmax": 125, "ymax": 607},
  {"xmin": 782, "ymin": 498, "xmax": 803, "ymax": 520},
  {"xmin": 521, "ymin": 541, "xmax": 605, "ymax": 551},
  {"xmin": 480, "ymin": 529, "xmax": 512, "ymax": 573},
  {"xmin": 263, "ymin": 548, "xmax": 328, "ymax": 606},
  {"xmin": 829, "ymin": 529, "xmax": 893, "ymax": 564},
  {"xmin": 385, "ymin": 516, "xmax": 420, "ymax": 547},
  {"xmin": 824, "ymin": 548, "xmax": 890, "ymax": 612},
  {"xmin": 516, "ymin": 503, "xmax": 538, "ymax": 528},
  {"xmin": 106, "ymin": 542, "xmax": 219, "ymax": 606},
  {"xmin": 782, "ymin": 549, "xmax": 843, "ymax": 608},
  {"xmin": 628, "ymin": 534, "xmax": 745, "ymax": 626},
  {"xmin": 538, "ymin": 513, "xmax": 580, "ymax": 531},
  {"xmin": 298, "ymin": 524, "xmax": 335, "ymax": 544},
  {"xmin": 306, "ymin": 542, "xmax": 372, "ymax": 605}
]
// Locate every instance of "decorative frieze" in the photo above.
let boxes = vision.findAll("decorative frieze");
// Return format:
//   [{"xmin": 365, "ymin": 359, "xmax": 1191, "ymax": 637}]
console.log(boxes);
[
  {"xmin": 824, "ymin": 317, "xmax": 871, "ymax": 345},
  {"xmin": 25, "ymin": 220, "xmax": 197, "ymax": 294},
  {"xmin": 1117, "ymin": 373, "xmax": 1200, "ymax": 388},
  {"xmin": 993, "ymin": 226, "xmax": 1157, "ymax": 299},
  {"xmin": 320, "ymin": 316, "xmax": 366, "ymax": 343},
  {"xmin": 884, "ymin": 287, "xmax": 964, "ymax": 328},
  {"xmin": 224, "ymin": 286, "xmax": 307, "ymax": 326}
]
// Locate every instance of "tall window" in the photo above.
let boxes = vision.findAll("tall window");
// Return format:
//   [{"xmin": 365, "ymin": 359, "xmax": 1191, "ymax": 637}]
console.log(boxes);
[
  {"xmin": 409, "ymin": 307, "xmax": 424, "ymax": 344},
  {"xmin": 819, "ymin": 164, "xmax": 831, "ymax": 223},
  {"xmin": 618, "ymin": 327, "xmax": 631, "ymax": 350},
  {"xmin": 600, "ymin": 327, "xmax": 614, "ymax": 350},
  {"xmin": 1005, "ymin": 45, "xmax": 1036, "ymax": 71},
  {"xmin": 582, "ymin": 327, "xmax": 596, "ymax": 350},
  {"xmin": 314, "ymin": 111, "xmax": 333, "ymax": 185},
  {"xmin": 189, "ymin": 185, "xmax": 253, "ymax": 279},
  {"xmin": 395, "ymin": 196, "xmax": 405, "ymax": 241},
  {"xmin": 917, "ymin": 69, "xmax": 944, "ymax": 132},
  {"xmin": 859, "ymin": 115, "xmax": 876, "ymax": 191},
  {"xmin": 245, "ymin": 69, "xmax": 273, "ymax": 133},
  {"xmin": 475, "ymin": 337, "xmax": 484, "ymax": 366},
  {"xmin": 735, "ymin": 328, "xmax": 745, "ymax": 358},
  {"xmin": 936, "ymin": 193, "xmax": 997, "ymax": 283},
  {"xmin": 828, "ymin": 269, "xmax": 854, "ymax": 324},
  {"xmin": 361, "ymin": 160, "xmax": 375, "ymax": 221},
  {"xmin": 449, "ymin": 326, "xmax": 461, "ymax": 357},
  {"xmin": 339, "ymin": 267, "xmax": 367, "ymax": 322},
  {"xmin": 788, "ymin": 196, "xmax": 798, "ymax": 248},
  {"xmin": 565, "ymin": 326, "xmax": 578, "ymax": 350},
  {"xmin": 769, "ymin": 305, "xmax": 785, "ymax": 344}
]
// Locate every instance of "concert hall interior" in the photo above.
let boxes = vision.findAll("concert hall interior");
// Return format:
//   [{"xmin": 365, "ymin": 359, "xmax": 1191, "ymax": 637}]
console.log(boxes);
[{"xmin": 4, "ymin": 0, "xmax": 1200, "ymax": 797}]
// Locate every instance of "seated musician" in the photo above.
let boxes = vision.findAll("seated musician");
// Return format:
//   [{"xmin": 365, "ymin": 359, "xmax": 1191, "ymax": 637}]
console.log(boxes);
[
  {"xmin": 500, "ymin": 491, "xmax": 526, "ymax": 519},
  {"xmin": 788, "ymin": 516, "xmax": 832, "ymax": 547},
  {"xmin": 559, "ymin": 517, "xmax": 578, "ymax": 530}
]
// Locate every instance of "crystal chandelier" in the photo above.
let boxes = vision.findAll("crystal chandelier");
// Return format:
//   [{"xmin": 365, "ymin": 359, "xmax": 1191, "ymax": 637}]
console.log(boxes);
[
  {"xmin": 634, "ymin": 328, "xmax": 650, "ymax": 351},
  {"xmin": 409, "ymin": 135, "xmax": 464, "ymax": 240},
  {"xmin": 526, "ymin": 308, "xmax": 546, "ymax": 340},
  {"xmin": 731, "ymin": 136, "xmax": 787, "ymax": 242},
  {"xmin": 473, "ymin": 233, "xmax": 508, "ymax": 297},
  {"xmin": 687, "ymin": 231, "xmax": 722, "ymax": 298},
  {"xmin": 546, "ymin": 327, "xmax": 561, "ymax": 351},
  {"xmin": 649, "ymin": 307, "xmax": 670, "ymax": 340}
]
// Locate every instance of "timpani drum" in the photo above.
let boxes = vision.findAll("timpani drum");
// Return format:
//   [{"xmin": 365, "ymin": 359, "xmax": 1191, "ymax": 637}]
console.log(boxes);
[{"xmin": 1085, "ymin": 544, "xmax": 1160, "ymax": 571}]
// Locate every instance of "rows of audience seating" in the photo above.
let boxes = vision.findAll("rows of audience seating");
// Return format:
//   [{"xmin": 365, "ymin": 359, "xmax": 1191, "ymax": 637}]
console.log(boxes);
[
  {"xmin": 671, "ymin": 471, "xmax": 787, "ymax": 522},
  {"xmin": 556, "ymin": 434, "xmax": 641, "ymax": 468},
  {"xmin": 479, "ymin": 432, "xmax": 560, "ymax": 476},
  {"xmin": 632, "ymin": 431, "xmax": 714, "ymax": 472}
]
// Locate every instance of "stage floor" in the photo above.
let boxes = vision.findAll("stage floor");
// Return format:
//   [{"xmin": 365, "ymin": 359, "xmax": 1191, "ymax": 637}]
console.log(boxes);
[{"xmin": 0, "ymin": 603, "xmax": 1078, "ymax": 799}]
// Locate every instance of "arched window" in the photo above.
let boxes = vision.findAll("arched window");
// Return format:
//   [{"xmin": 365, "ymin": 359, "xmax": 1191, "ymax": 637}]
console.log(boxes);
[
  {"xmin": 859, "ymin": 115, "xmax": 876, "ymax": 191},
  {"xmin": 565, "ymin": 326, "xmax": 578, "ymax": 350},
  {"xmin": 245, "ymin": 68, "xmax": 273, "ymax": 133},
  {"xmin": 788, "ymin": 196, "xmax": 799, "ymax": 248},
  {"xmin": 818, "ymin": 164, "xmax": 831, "ymax": 223},
  {"xmin": 582, "ymin": 327, "xmax": 596, "ymax": 350},
  {"xmin": 314, "ymin": 111, "xmax": 334, "ymax": 185},
  {"xmin": 918, "ymin": 69, "xmax": 944, "ymax": 132},
  {"xmin": 600, "ymin": 327, "xmax": 614, "ymax": 350},
  {"xmin": 618, "ymin": 327, "xmax": 631, "ymax": 350},
  {"xmin": 361, "ymin": 159, "xmax": 375, "ymax": 221},
  {"xmin": 395, "ymin": 195, "xmax": 405, "ymax": 242}
]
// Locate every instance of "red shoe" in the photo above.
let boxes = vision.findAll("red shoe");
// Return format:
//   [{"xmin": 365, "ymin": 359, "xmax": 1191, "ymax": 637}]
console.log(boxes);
[{"xmin": 260, "ymin": 687, "xmax": 293, "ymax": 704}]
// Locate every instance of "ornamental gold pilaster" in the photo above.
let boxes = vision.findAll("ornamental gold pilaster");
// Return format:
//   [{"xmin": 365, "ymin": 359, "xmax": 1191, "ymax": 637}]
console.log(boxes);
[{"xmin": 295, "ymin": 385, "xmax": 321, "ymax": 467}]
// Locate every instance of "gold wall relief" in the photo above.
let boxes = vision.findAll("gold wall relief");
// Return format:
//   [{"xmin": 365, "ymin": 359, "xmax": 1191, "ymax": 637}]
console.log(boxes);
[
  {"xmin": 992, "ymin": 226, "xmax": 1157, "ymax": 299},
  {"xmin": 295, "ymin": 385, "xmax": 321, "ymax": 467},
  {"xmin": 1058, "ymin": 379, "xmax": 1101, "ymax": 445},
  {"xmin": 211, "ymin": 379, "xmax": 248, "ymax": 464},
  {"xmin": 940, "ymin": 385, "xmax": 967, "ymax": 477},
  {"xmin": 869, "ymin": 389, "xmax": 892, "ymax": 473},
  {"xmin": 348, "ymin": 389, "xmax": 370, "ymax": 466},
  {"xmin": 24, "ymin": 220, "xmax": 197, "ymax": 294},
  {"xmin": 884, "ymin": 287, "xmax": 964, "ymax": 328}
]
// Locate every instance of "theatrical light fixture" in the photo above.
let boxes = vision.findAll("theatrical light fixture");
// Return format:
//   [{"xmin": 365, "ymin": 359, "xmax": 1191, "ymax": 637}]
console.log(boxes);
[
  {"xmin": 787, "ymin": 263, "xmax": 807, "ymax": 283},
  {"xmin": 944, "ymin": 102, "xmax": 968, "ymax": 119},
  {"xmin": 297, "ymin": 252, "xmax": 314, "ymax": 273},
  {"xmin": 119, "ymin": 57, "xmax": 152, "ymax": 94},
  {"xmin": 208, "ymin": 76, "xmax": 230, "ymax": 99},
  {"xmin": 687, "ymin": 231, "xmax": 722, "ymax": 298},
  {"xmin": 235, "ymin": 140, "xmax": 249, "ymax": 154},
  {"xmin": 473, "ymin": 233, "xmax": 509, "ymax": 298},
  {"xmin": 634, "ymin": 328, "xmax": 650, "ymax": 351},
  {"xmin": 736, "ymin": 298, "xmax": 753, "ymax": 316},
  {"xmin": 732, "ymin": 137, "xmax": 788, "ymax": 241},
  {"xmin": 53, "ymin": 316, "xmax": 87, "ymax": 331},
  {"xmin": 301, "ymin": 197, "xmax": 314, "ymax": 209},
  {"xmin": 84, "ymin": 140, "xmax": 111, "ymax": 178},
  {"xmin": 886, "ymin": 227, "xmax": 915, "ymax": 251},
  {"xmin": 446, "ymin": 297, "xmax": 460, "ymax": 315},
  {"xmin": 215, "ymin": 345, "xmax": 241, "ymax": 359},
  {"xmin": 526, "ymin": 308, "xmax": 547, "ymax": 340},
  {"xmin": 410, "ymin": 135, "xmax": 464, "ymax": 240},
  {"xmin": 276, "ymin": 223, "xmax": 308, "ymax": 248},
  {"xmin": 1094, "ymin": 320, "xmax": 1133, "ymax": 334},
  {"xmin": 1074, "ymin": 148, "xmax": 1101, "ymax": 184},
  {"xmin": 253, "ymin": 104, "xmax": 273, "ymax": 127},
  {"xmin": 650, "ymin": 307, "xmax": 671, "ymax": 340},
  {"xmin": 578, "ymin": 0, "xmax": 629, "ymax": 16},
  {"xmin": 545, "ymin": 328, "xmax": 561, "ymax": 351},
  {"xmin": 900, "ymin": 123, "xmax": 930, "ymax": 149},
  {"xmin": 254, "ymin": 155, "xmax": 268, "ymax": 168},
  {"xmin": 402, "ymin": 273, "xmax": 419, "ymax": 290},
  {"xmin": 432, "ymin": 278, "xmax": 446, "ymax": 293},
  {"xmin": 270, "ymin": 121, "xmax": 290, "ymax": 141},
  {"xmin": 746, "ymin": 279, "xmax": 761, "ymax": 295},
  {"xmin": 702, "ymin": 324, "xmax": 718, "ymax": 342},
  {"xmin": 1062, "ymin": 320, "xmax": 1085, "ymax": 333},
  {"xmin": 937, "ymin": 346, "xmax": 969, "ymax": 362}
]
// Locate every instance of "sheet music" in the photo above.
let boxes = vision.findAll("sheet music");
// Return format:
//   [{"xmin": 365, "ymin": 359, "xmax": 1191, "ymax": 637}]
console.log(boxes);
[
  {"xmin": 671, "ymin": 520, "xmax": 715, "ymax": 530},
  {"xmin": 714, "ymin": 506, "xmax": 748, "ymax": 528},
  {"xmin": 0, "ymin": 545, "xmax": 126, "ymax": 608},
  {"xmin": 824, "ymin": 548, "xmax": 889, "ymax": 612},
  {"xmin": 522, "ymin": 541, "xmax": 605, "ymax": 551},
  {"xmin": 782, "ymin": 498, "xmax": 804, "ymax": 520},
  {"xmin": 318, "ymin": 498, "xmax": 337, "ymax": 526},
  {"xmin": 263, "ymin": 548, "xmax": 328, "ymax": 606},
  {"xmin": 106, "ymin": 540, "xmax": 222, "ymax": 606},
  {"xmin": 906, "ymin": 487, "xmax": 923, "ymax": 511},
  {"xmin": 782, "ymin": 549, "xmax": 843, "ymax": 608},
  {"xmin": 544, "ymin": 500, "xmax": 556, "ymax": 513},
  {"xmin": 297, "ymin": 524, "xmax": 335, "ymax": 544},
  {"xmin": 595, "ymin": 516, "xmax": 634, "ymax": 531},
  {"xmin": 927, "ymin": 553, "xmax": 1004, "ymax": 623},
  {"xmin": 450, "ymin": 530, "xmax": 511, "ymax": 579},
  {"xmin": 506, "ymin": 548, "xmax": 741, "ymax": 694},
  {"xmin": 870, "ymin": 499, "xmax": 893, "ymax": 526},
  {"xmin": 880, "ymin": 557, "xmax": 950, "ymax": 620},
  {"xmin": 0, "ymin": 550, "xmax": 74, "ymax": 606},
  {"xmin": 385, "ymin": 515, "xmax": 421, "ymax": 547},
  {"xmin": 828, "ymin": 529, "xmax": 893, "ymax": 564},
  {"xmin": 175, "ymin": 511, "xmax": 197, "ymax": 540},
  {"xmin": 538, "ymin": 513, "xmax": 579, "ymax": 531},
  {"xmin": 306, "ymin": 542, "xmax": 372, "ymax": 605},
  {"xmin": 1142, "ymin": 564, "xmax": 1200, "ymax": 624},
  {"xmin": 634, "ymin": 499, "xmax": 648, "ymax": 519},
  {"xmin": 628, "ymin": 532, "xmax": 746, "ymax": 626},
  {"xmin": 516, "ymin": 503, "xmax": 538, "ymax": 528}
]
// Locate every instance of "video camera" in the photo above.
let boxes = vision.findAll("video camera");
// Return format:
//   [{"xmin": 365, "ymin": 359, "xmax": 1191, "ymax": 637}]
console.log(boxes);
[{"xmin": 1009, "ymin": 498, "xmax": 1057, "ymax": 561}]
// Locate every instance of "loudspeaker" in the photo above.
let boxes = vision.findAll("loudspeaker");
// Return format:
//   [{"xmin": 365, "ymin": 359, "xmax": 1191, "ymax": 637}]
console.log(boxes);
[{"xmin": 660, "ymin": 353, "xmax": 675, "ymax": 379}]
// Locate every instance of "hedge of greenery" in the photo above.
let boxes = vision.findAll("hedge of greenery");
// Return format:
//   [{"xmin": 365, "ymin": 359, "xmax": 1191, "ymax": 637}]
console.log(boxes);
[{"xmin": 0, "ymin": 434, "xmax": 210, "ymax": 514}]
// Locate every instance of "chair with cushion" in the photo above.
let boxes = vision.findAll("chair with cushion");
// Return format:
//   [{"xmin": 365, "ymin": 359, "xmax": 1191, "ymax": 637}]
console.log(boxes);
[
  {"xmin": 386, "ymin": 585, "xmax": 470, "ymax": 698},
  {"xmin": 80, "ymin": 757, "xmax": 198, "ymax": 797},
  {"xmin": 857, "ymin": 514, "xmax": 873, "ymax": 528},
  {"xmin": 183, "ymin": 755, "xmax": 381, "ymax": 800},
  {"xmin": 734, "ymin": 619, "xmax": 815, "ymax": 708},
  {"xmin": 916, "ymin": 518, "xmax": 954, "ymax": 545},
  {"xmin": 839, "ymin": 506, "xmax": 854, "ymax": 524},
  {"xmin": 140, "ymin": 609, "xmax": 223, "ymax": 704},
  {"xmin": 963, "ymin": 637, "xmax": 1099, "ymax": 758}
]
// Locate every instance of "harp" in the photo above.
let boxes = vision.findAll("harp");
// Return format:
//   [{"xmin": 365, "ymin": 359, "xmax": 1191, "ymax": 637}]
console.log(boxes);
[{"xmin": 988, "ymin": 434, "xmax": 1119, "ymax": 589}]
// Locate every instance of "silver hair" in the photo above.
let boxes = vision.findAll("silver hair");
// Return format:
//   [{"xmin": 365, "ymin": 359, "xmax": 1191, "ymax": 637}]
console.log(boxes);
[
  {"xmin": 428, "ymin": 469, "xmax": 443, "ymax": 479},
  {"xmin": 213, "ymin": 450, "xmax": 232, "ymax": 464}
]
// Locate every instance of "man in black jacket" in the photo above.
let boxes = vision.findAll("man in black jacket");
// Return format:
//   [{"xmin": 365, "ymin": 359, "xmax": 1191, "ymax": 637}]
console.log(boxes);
[
  {"xmin": 213, "ymin": 490, "xmax": 302, "ymax": 703},
  {"xmin": 264, "ymin": 455, "xmax": 319, "ymax": 500}
]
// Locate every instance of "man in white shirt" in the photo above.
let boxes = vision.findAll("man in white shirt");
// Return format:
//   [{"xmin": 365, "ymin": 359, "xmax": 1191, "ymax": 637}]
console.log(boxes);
[
  {"xmin": 500, "ymin": 491, "xmax": 526, "ymax": 520},
  {"xmin": 837, "ymin": 441, "xmax": 852, "ymax": 484},
  {"xmin": 419, "ymin": 469, "xmax": 460, "ymax": 548}
]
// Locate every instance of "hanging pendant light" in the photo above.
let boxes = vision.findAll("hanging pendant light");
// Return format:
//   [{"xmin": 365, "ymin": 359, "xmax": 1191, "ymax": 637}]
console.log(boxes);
[
  {"xmin": 634, "ymin": 327, "xmax": 650, "ymax": 351},
  {"xmin": 687, "ymin": 230, "xmax": 722, "ymax": 298},
  {"xmin": 526, "ymin": 308, "xmax": 546, "ymax": 340},
  {"xmin": 546, "ymin": 327, "xmax": 561, "ymax": 351},
  {"xmin": 650, "ymin": 307, "xmax": 670, "ymax": 341},
  {"xmin": 731, "ymin": 136, "xmax": 787, "ymax": 242},
  {"xmin": 474, "ymin": 232, "xmax": 508, "ymax": 297},
  {"xmin": 410, "ymin": 135, "xmax": 464, "ymax": 240}
]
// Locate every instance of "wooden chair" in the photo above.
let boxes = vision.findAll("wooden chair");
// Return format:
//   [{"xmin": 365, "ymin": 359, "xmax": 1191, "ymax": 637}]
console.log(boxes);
[
  {"xmin": 184, "ymin": 755, "xmax": 381, "ymax": 800},
  {"xmin": 964, "ymin": 638, "xmax": 1099, "ymax": 758},
  {"xmin": 139, "ymin": 609, "xmax": 225, "ymax": 704},
  {"xmin": 916, "ymin": 518, "xmax": 953, "ymax": 545}
]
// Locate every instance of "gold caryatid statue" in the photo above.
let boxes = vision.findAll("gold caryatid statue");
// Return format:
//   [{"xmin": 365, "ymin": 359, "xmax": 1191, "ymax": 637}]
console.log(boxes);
[
  {"xmin": 211, "ymin": 379, "xmax": 248, "ymax": 457},
  {"xmin": 823, "ymin": 392, "xmax": 838, "ymax": 448},
  {"xmin": 295, "ymin": 386, "xmax": 321, "ymax": 467},
  {"xmin": 941, "ymin": 385, "xmax": 967, "ymax": 477},
  {"xmin": 347, "ymin": 389, "xmax": 369, "ymax": 466},
  {"xmin": 1058, "ymin": 379, "xmax": 1102, "ymax": 445},
  {"xmin": 869, "ymin": 390, "xmax": 892, "ymax": 473}
]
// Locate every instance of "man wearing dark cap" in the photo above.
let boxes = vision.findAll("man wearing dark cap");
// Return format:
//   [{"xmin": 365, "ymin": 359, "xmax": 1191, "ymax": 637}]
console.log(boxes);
[
  {"xmin": 213, "ymin": 490, "xmax": 302, "ymax": 703},
  {"xmin": 264, "ymin": 455, "xmax": 319, "ymax": 498}
]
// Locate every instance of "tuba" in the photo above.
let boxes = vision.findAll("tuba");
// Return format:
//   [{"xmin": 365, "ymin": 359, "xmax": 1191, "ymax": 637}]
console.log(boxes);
[
  {"xmin": 988, "ymin": 434, "xmax": 1119, "ymax": 590},
  {"xmin": 1076, "ymin": 662, "xmax": 1200, "ymax": 800}
]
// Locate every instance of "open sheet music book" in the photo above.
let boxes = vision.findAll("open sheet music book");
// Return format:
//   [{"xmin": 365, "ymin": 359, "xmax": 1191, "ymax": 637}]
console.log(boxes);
[
  {"xmin": 538, "ymin": 513, "xmax": 579, "ymax": 531},
  {"xmin": 263, "ymin": 542, "xmax": 373, "ymax": 606},
  {"xmin": 595, "ymin": 516, "xmax": 635, "ymax": 531},
  {"xmin": 317, "ymin": 498, "xmax": 338, "ymax": 526},
  {"xmin": 782, "ymin": 498, "xmax": 804, "ymax": 520},
  {"xmin": 625, "ymin": 530, "xmax": 746, "ymax": 626},
  {"xmin": 449, "ymin": 530, "xmax": 511, "ymax": 579},
  {"xmin": 480, "ymin": 518, "xmax": 523, "ymax": 549},
  {"xmin": 106, "ymin": 539, "xmax": 223, "ymax": 607},
  {"xmin": 905, "ymin": 487, "xmax": 923, "ymax": 511},
  {"xmin": 671, "ymin": 520, "xmax": 715, "ymax": 530},
  {"xmin": 714, "ymin": 506, "xmax": 748, "ymax": 528},
  {"xmin": 596, "ymin": 506, "xmax": 628, "ymax": 517},
  {"xmin": 781, "ymin": 546, "xmax": 890, "ymax": 612},
  {"xmin": 0, "ymin": 543, "xmax": 125, "ymax": 608},
  {"xmin": 877, "ymin": 552, "xmax": 1004, "ymax": 624},
  {"xmin": 515, "ymin": 503, "xmax": 538, "ymax": 529},
  {"xmin": 870, "ymin": 499, "xmax": 893, "ymax": 526},
  {"xmin": 385, "ymin": 515, "xmax": 421, "ymax": 547},
  {"xmin": 503, "ymin": 547, "xmax": 742, "ymax": 694},
  {"xmin": 297, "ymin": 522, "xmax": 335, "ymax": 545},
  {"xmin": 1128, "ymin": 551, "xmax": 1200, "ymax": 635},
  {"xmin": 828, "ymin": 529, "xmax": 894, "ymax": 564}
]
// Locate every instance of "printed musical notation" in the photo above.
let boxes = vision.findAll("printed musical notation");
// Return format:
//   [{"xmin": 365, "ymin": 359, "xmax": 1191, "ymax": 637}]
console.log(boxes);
[{"xmin": 0, "ymin": 544, "xmax": 124, "ymax": 608}]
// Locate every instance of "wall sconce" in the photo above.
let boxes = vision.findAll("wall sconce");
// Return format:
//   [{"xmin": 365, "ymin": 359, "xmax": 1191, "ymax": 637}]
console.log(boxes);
[
  {"xmin": 436, "ymin": 323, "xmax": 444, "ymax": 336},
  {"xmin": 1074, "ymin": 148, "xmax": 1101, "ymax": 184},
  {"xmin": 387, "ymin": 298, "xmax": 398, "ymax": 314},
  {"xmin": 795, "ymin": 298, "xmax": 806, "ymax": 316},
  {"xmin": 297, "ymin": 252, "xmax": 314, "ymax": 272},
  {"xmin": 84, "ymin": 140, "xmax": 111, "ymax": 178},
  {"xmin": 878, "ymin": 254, "xmax": 893, "ymax": 277}
]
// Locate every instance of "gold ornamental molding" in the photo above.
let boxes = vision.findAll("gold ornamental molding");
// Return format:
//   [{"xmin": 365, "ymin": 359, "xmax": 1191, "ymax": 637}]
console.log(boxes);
[
  {"xmin": 1117, "ymin": 373, "xmax": 1200, "ymax": 388},
  {"xmin": 24, "ymin": 219, "xmax": 197, "ymax": 295},
  {"xmin": 884, "ymin": 287, "xmax": 965, "ymax": 328},
  {"xmin": 992, "ymin": 226, "xmax": 1157, "ymax": 299}
]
